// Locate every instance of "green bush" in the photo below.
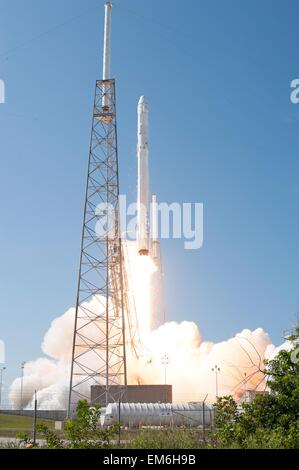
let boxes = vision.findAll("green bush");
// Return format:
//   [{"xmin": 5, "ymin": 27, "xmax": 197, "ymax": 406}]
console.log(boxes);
[
  {"xmin": 129, "ymin": 428, "xmax": 206, "ymax": 449},
  {"xmin": 212, "ymin": 325, "xmax": 299, "ymax": 449},
  {"xmin": 36, "ymin": 400, "xmax": 119, "ymax": 449}
]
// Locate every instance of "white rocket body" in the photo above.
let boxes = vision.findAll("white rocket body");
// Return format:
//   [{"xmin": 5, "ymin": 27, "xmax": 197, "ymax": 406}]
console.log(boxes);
[
  {"xmin": 151, "ymin": 193, "xmax": 159, "ymax": 259},
  {"xmin": 137, "ymin": 96, "xmax": 149, "ymax": 255}
]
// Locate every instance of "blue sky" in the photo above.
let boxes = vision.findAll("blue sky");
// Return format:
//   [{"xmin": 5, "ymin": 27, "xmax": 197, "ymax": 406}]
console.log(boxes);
[{"xmin": 1, "ymin": 0, "xmax": 299, "ymax": 398}]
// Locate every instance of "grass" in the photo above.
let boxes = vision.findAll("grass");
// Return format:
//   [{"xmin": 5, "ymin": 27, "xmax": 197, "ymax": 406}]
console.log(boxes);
[{"xmin": 0, "ymin": 413, "xmax": 57, "ymax": 438}]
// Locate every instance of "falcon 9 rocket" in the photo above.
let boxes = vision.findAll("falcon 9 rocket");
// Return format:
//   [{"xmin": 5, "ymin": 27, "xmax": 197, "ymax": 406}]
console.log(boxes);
[{"xmin": 137, "ymin": 96, "xmax": 149, "ymax": 256}]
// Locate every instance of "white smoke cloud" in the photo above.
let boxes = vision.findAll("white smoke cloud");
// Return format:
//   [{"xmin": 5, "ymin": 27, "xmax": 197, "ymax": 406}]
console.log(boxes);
[
  {"xmin": 265, "ymin": 340, "xmax": 293, "ymax": 361},
  {"xmin": 9, "ymin": 311, "xmax": 287, "ymax": 409},
  {"xmin": 9, "ymin": 357, "xmax": 69, "ymax": 410},
  {"xmin": 41, "ymin": 307, "xmax": 74, "ymax": 362},
  {"xmin": 8, "ymin": 241, "xmax": 290, "ymax": 409},
  {"xmin": 128, "ymin": 324, "xmax": 275, "ymax": 402}
]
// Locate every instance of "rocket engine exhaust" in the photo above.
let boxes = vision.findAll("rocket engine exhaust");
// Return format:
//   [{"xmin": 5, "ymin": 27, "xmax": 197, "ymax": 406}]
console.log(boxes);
[{"xmin": 139, "ymin": 249, "xmax": 149, "ymax": 256}]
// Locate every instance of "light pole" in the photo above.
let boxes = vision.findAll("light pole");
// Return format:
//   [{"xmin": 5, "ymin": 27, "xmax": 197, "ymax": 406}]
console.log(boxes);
[
  {"xmin": 211, "ymin": 365, "xmax": 220, "ymax": 398},
  {"xmin": 243, "ymin": 372, "xmax": 247, "ymax": 395},
  {"xmin": 32, "ymin": 390, "xmax": 37, "ymax": 446},
  {"xmin": 161, "ymin": 354, "xmax": 169, "ymax": 402},
  {"xmin": 202, "ymin": 393, "xmax": 208, "ymax": 442},
  {"xmin": 20, "ymin": 361, "xmax": 26, "ymax": 412},
  {"xmin": 0, "ymin": 367, "xmax": 6, "ymax": 408}
]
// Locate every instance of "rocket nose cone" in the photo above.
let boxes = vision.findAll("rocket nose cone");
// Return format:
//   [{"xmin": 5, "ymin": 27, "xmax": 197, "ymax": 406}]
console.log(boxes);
[{"xmin": 138, "ymin": 96, "xmax": 148, "ymax": 113}]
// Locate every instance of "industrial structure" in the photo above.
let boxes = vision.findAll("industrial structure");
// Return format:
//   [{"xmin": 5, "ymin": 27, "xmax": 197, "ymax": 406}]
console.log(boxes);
[
  {"xmin": 68, "ymin": 2, "xmax": 127, "ymax": 416},
  {"xmin": 101, "ymin": 402, "xmax": 215, "ymax": 428},
  {"xmin": 91, "ymin": 384, "xmax": 172, "ymax": 406}
]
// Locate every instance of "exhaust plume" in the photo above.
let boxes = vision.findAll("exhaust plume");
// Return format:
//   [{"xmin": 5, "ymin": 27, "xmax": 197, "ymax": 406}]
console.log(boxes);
[{"xmin": 9, "ymin": 243, "xmax": 290, "ymax": 409}]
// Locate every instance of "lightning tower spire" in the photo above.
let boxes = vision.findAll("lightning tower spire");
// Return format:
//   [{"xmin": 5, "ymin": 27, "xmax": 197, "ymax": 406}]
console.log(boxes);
[{"xmin": 68, "ymin": 2, "xmax": 127, "ymax": 416}]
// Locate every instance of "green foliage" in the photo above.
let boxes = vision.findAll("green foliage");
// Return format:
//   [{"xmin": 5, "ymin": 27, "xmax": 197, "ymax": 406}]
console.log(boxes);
[
  {"xmin": 213, "ymin": 325, "xmax": 299, "ymax": 449},
  {"xmin": 249, "ymin": 423, "xmax": 299, "ymax": 449},
  {"xmin": 63, "ymin": 400, "xmax": 119, "ymax": 449},
  {"xmin": 16, "ymin": 431, "xmax": 31, "ymax": 445},
  {"xmin": 16, "ymin": 431, "xmax": 29, "ymax": 441},
  {"xmin": 36, "ymin": 423, "xmax": 63, "ymax": 449},
  {"xmin": 265, "ymin": 342, "xmax": 299, "ymax": 427},
  {"xmin": 213, "ymin": 396, "xmax": 239, "ymax": 447},
  {"xmin": 214, "ymin": 395, "xmax": 238, "ymax": 428},
  {"xmin": 129, "ymin": 428, "xmax": 206, "ymax": 449},
  {"xmin": 35, "ymin": 400, "xmax": 119, "ymax": 449},
  {"xmin": 15, "ymin": 431, "xmax": 39, "ymax": 448}
]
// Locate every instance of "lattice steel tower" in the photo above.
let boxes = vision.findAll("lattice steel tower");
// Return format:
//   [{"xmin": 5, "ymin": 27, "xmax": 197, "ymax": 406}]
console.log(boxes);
[{"xmin": 68, "ymin": 2, "xmax": 127, "ymax": 417}]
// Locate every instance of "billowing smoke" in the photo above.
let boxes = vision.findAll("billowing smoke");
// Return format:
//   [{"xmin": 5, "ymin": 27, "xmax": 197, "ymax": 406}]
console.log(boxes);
[
  {"xmin": 9, "ymin": 315, "xmax": 290, "ymax": 409},
  {"xmin": 9, "ymin": 245, "xmax": 291, "ymax": 409}
]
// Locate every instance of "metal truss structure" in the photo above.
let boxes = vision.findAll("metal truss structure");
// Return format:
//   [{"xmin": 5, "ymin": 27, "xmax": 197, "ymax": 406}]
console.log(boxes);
[
  {"xmin": 122, "ymin": 241, "xmax": 145, "ymax": 358},
  {"xmin": 68, "ymin": 79, "xmax": 127, "ymax": 417}
]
